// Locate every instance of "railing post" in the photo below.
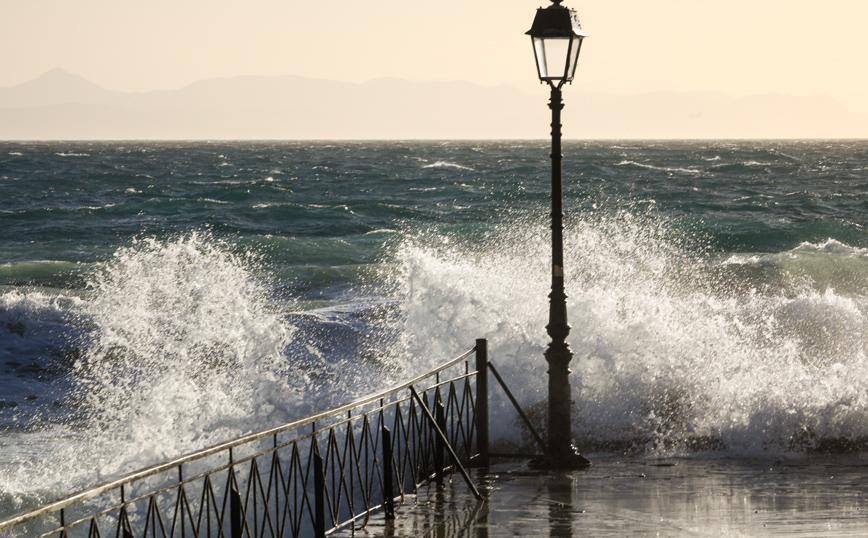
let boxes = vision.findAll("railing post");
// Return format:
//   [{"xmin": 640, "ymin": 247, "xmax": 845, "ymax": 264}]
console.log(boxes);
[
  {"xmin": 435, "ymin": 397, "xmax": 446, "ymax": 487},
  {"xmin": 381, "ymin": 425, "xmax": 395, "ymax": 519},
  {"xmin": 230, "ymin": 477, "xmax": 243, "ymax": 538},
  {"xmin": 314, "ymin": 445, "xmax": 326, "ymax": 538},
  {"xmin": 476, "ymin": 338, "xmax": 490, "ymax": 468}
]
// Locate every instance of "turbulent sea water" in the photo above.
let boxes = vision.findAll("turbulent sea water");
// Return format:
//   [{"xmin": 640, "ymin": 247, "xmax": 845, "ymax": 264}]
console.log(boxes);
[{"xmin": 3, "ymin": 139, "xmax": 868, "ymax": 515}]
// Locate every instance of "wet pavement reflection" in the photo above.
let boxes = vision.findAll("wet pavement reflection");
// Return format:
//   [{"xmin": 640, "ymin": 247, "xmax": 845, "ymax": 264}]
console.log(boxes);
[{"xmin": 337, "ymin": 456, "xmax": 868, "ymax": 537}]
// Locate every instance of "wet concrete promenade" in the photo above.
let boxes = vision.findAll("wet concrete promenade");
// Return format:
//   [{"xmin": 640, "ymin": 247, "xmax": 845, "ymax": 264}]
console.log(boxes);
[{"xmin": 341, "ymin": 456, "xmax": 868, "ymax": 537}]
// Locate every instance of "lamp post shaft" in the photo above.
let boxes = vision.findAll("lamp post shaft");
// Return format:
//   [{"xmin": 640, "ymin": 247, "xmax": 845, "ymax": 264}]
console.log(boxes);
[{"xmin": 545, "ymin": 84, "xmax": 574, "ymax": 461}]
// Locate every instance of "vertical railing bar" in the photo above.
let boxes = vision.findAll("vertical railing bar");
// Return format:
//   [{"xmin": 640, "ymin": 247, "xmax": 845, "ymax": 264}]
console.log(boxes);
[
  {"xmin": 175, "ymin": 469, "xmax": 189, "ymax": 538},
  {"xmin": 411, "ymin": 393, "xmax": 423, "ymax": 490},
  {"xmin": 275, "ymin": 453, "xmax": 289, "ymax": 538},
  {"xmin": 381, "ymin": 426, "xmax": 395, "ymax": 520},
  {"xmin": 454, "ymin": 380, "xmax": 462, "ymax": 438},
  {"xmin": 287, "ymin": 445, "xmax": 302, "ymax": 538},
  {"xmin": 266, "ymin": 451, "xmax": 281, "ymax": 538},
  {"xmin": 464, "ymin": 374, "xmax": 478, "ymax": 461},
  {"xmin": 431, "ymin": 390, "xmax": 441, "ymax": 484},
  {"xmin": 359, "ymin": 415, "xmax": 373, "ymax": 513},
  {"xmin": 391, "ymin": 402, "xmax": 408, "ymax": 497},
  {"xmin": 473, "ymin": 338, "xmax": 491, "ymax": 468},
  {"xmin": 264, "ymin": 457, "xmax": 277, "ymax": 538},
  {"xmin": 230, "ymin": 472, "xmax": 243, "ymax": 538},
  {"xmin": 374, "ymin": 401, "xmax": 384, "ymax": 496},
  {"xmin": 248, "ymin": 460, "xmax": 259, "ymax": 538},
  {"xmin": 416, "ymin": 394, "xmax": 429, "ymax": 490},
  {"xmin": 325, "ymin": 428, "xmax": 340, "ymax": 528},
  {"xmin": 251, "ymin": 459, "xmax": 260, "ymax": 538},
  {"xmin": 342, "ymin": 417, "xmax": 355, "ymax": 532},
  {"xmin": 313, "ymin": 444, "xmax": 325, "ymax": 538},
  {"xmin": 347, "ymin": 409, "xmax": 355, "ymax": 529},
  {"xmin": 434, "ymin": 399, "xmax": 446, "ymax": 488},
  {"xmin": 353, "ymin": 417, "xmax": 372, "ymax": 521}
]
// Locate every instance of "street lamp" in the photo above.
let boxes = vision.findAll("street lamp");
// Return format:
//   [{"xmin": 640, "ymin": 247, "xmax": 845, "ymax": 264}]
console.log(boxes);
[{"xmin": 527, "ymin": 0, "xmax": 591, "ymax": 469}]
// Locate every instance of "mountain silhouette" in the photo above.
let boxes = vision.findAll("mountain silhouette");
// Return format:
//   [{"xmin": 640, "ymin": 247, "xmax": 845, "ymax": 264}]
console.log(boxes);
[{"xmin": 1, "ymin": 70, "xmax": 866, "ymax": 139}]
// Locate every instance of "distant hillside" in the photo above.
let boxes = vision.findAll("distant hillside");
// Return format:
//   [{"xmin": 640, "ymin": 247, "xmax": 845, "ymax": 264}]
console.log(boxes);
[{"xmin": 1, "ymin": 70, "xmax": 867, "ymax": 139}]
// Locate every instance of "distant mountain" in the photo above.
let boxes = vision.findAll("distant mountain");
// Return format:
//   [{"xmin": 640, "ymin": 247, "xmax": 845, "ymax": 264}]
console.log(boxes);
[
  {"xmin": 0, "ymin": 68, "xmax": 116, "ymax": 108},
  {"xmin": 1, "ymin": 70, "xmax": 867, "ymax": 139}
]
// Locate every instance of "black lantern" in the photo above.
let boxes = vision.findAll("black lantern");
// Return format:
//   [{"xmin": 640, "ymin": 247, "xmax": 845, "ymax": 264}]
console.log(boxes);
[
  {"xmin": 527, "ymin": 0, "xmax": 586, "ymax": 85},
  {"xmin": 528, "ymin": 0, "xmax": 591, "ymax": 470}
]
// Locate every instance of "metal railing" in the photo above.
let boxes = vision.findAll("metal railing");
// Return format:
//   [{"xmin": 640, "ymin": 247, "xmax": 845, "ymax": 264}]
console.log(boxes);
[{"xmin": 0, "ymin": 340, "xmax": 493, "ymax": 538}]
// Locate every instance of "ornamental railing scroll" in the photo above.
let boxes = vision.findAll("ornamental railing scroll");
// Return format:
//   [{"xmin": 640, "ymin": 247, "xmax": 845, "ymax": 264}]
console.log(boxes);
[{"xmin": 0, "ymin": 339, "xmax": 492, "ymax": 538}]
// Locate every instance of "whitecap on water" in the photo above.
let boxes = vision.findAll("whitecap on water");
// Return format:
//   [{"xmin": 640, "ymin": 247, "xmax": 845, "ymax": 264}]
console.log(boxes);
[{"xmin": 422, "ymin": 161, "xmax": 475, "ymax": 171}]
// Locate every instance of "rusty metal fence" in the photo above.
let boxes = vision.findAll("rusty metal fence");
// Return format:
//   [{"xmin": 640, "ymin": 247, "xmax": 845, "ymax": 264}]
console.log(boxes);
[{"xmin": 0, "ymin": 340, "xmax": 492, "ymax": 538}]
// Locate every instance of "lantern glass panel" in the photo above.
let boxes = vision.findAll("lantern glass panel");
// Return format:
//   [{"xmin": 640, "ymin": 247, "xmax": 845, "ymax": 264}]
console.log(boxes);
[
  {"xmin": 566, "ymin": 35, "xmax": 582, "ymax": 80},
  {"xmin": 533, "ymin": 36, "xmax": 573, "ymax": 81}
]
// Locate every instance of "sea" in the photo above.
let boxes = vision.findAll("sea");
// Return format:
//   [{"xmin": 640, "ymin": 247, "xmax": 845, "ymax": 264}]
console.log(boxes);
[{"xmin": 3, "ymin": 139, "xmax": 868, "ymax": 518}]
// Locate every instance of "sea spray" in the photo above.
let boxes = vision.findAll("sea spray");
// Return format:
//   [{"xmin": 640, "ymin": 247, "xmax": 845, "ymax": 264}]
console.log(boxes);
[
  {"xmin": 387, "ymin": 210, "xmax": 868, "ymax": 456},
  {"xmin": 73, "ymin": 233, "xmax": 315, "ymax": 476},
  {"xmin": 0, "ymin": 233, "xmax": 319, "ymax": 507}
]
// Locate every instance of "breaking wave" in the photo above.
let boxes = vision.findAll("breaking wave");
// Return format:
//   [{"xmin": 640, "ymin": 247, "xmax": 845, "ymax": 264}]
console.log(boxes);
[{"xmin": 386, "ymin": 211, "xmax": 868, "ymax": 457}]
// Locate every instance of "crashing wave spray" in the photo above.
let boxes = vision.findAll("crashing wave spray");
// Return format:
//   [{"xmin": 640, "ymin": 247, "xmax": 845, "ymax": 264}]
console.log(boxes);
[
  {"xmin": 73, "ymin": 233, "xmax": 314, "ymax": 476},
  {"xmin": 1, "ymin": 233, "xmax": 315, "ymax": 504},
  {"xmin": 388, "ymin": 210, "xmax": 868, "ymax": 456}
]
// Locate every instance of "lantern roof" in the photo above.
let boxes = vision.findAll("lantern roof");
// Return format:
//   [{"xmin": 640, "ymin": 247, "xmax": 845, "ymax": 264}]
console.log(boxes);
[{"xmin": 526, "ymin": 1, "xmax": 587, "ymax": 39}]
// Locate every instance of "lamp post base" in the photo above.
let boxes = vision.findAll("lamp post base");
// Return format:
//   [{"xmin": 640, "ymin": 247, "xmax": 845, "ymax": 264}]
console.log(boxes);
[{"xmin": 529, "ymin": 446, "xmax": 592, "ymax": 470}]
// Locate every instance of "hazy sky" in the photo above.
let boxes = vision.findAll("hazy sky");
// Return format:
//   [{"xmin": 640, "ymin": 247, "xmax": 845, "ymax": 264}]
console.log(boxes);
[{"xmin": 3, "ymin": 0, "xmax": 868, "ymax": 111}]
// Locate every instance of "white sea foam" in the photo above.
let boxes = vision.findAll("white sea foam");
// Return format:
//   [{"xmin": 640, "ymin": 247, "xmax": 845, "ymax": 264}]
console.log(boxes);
[
  {"xmin": 793, "ymin": 238, "xmax": 868, "ymax": 256},
  {"xmin": 0, "ymin": 233, "xmax": 318, "ymax": 498},
  {"xmin": 384, "ymin": 212, "xmax": 868, "ymax": 457},
  {"xmin": 615, "ymin": 160, "xmax": 702, "ymax": 175},
  {"xmin": 423, "ymin": 161, "xmax": 474, "ymax": 171}
]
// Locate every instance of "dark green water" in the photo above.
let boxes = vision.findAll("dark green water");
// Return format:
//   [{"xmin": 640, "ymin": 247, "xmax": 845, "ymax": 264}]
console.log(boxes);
[{"xmin": 3, "ymin": 140, "xmax": 868, "ymax": 510}]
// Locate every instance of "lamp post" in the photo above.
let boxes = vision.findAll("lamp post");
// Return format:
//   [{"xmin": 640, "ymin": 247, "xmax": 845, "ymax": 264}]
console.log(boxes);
[{"xmin": 527, "ymin": 0, "xmax": 591, "ymax": 469}]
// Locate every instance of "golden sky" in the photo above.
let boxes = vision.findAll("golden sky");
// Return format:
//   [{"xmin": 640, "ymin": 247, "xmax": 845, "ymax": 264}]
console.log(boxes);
[{"xmin": 3, "ymin": 0, "xmax": 867, "ymax": 112}]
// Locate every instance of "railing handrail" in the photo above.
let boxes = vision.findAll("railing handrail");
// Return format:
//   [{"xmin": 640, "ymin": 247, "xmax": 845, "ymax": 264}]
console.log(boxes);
[{"xmin": 0, "ymin": 346, "xmax": 477, "ymax": 532}]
